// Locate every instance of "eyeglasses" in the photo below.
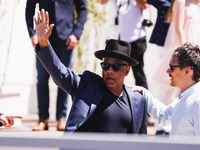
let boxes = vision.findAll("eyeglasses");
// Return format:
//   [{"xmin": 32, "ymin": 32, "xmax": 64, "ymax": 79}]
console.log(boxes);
[
  {"xmin": 100, "ymin": 62, "xmax": 128, "ymax": 72},
  {"xmin": 169, "ymin": 64, "xmax": 180, "ymax": 71}
]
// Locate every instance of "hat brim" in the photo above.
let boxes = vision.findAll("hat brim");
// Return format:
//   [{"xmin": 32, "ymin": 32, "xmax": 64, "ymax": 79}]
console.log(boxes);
[{"xmin": 94, "ymin": 50, "xmax": 139, "ymax": 66}]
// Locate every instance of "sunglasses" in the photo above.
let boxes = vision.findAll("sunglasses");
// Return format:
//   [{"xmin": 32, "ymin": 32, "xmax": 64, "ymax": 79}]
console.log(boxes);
[
  {"xmin": 169, "ymin": 64, "xmax": 180, "ymax": 71},
  {"xmin": 100, "ymin": 62, "xmax": 128, "ymax": 72}
]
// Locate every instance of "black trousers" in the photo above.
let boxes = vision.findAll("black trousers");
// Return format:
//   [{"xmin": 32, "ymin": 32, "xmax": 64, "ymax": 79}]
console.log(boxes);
[{"xmin": 130, "ymin": 37, "xmax": 148, "ymax": 89}]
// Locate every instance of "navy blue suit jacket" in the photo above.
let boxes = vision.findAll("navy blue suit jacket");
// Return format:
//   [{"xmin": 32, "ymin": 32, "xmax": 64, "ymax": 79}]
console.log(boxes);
[
  {"xmin": 25, "ymin": 0, "xmax": 87, "ymax": 41},
  {"xmin": 147, "ymin": 0, "xmax": 171, "ymax": 46},
  {"xmin": 35, "ymin": 44, "xmax": 148, "ymax": 134}
]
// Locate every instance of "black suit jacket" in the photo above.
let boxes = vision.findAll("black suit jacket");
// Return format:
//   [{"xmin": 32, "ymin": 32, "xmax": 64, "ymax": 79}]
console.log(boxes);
[
  {"xmin": 147, "ymin": 0, "xmax": 171, "ymax": 46},
  {"xmin": 35, "ymin": 44, "xmax": 148, "ymax": 133},
  {"xmin": 25, "ymin": 0, "xmax": 87, "ymax": 41}
]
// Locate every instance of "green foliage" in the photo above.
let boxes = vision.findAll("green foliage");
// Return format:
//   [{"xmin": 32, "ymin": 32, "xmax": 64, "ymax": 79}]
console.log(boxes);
[
  {"xmin": 74, "ymin": 0, "xmax": 107, "ymax": 26},
  {"xmin": 86, "ymin": 0, "xmax": 107, "ymax": 26},
  {"xmin": 72, "ymin": 0, "xmax": 107, "ymax": 74}
]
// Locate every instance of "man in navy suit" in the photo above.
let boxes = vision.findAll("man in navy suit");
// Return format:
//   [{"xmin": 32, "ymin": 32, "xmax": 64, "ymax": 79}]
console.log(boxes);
[
  {"xmin": 136, "ymin": 0, "xmax": 170, "ymax": 46},
  {"xmin": 34, "ymin": 9, "xmax": 148, "ymax": 133},
  {"xmin": 25, "ymin": 0, "xmax": 87, "ymax": 131},
  {"xmin": 147, "ymin": 0, "xmax": 171, "ymax": 46}
]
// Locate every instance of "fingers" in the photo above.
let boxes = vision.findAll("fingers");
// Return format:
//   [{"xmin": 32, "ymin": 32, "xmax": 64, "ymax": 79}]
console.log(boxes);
[
  {"xmin": 34, "ymin": 11, "xmax": 42, "ymax": 25},
  {"xmin": 41, "ymin": 9, "xmax": 45, "ymax": 23},
  {"xmin": 37, "ymin": 10, "xmax": 42, "ymax": 23},
  {"xmin": 34, "ymin": 16, "xmax": 38, "ymax": 25},
  {"xmin": 49, "ymin": 24, "xmax": 54, "ymax": 31},
  {"xmin": 66, "ymin": 40, "xmax": 76, "ymax": 50},
  {"xmin": 67, "ymin": 42, "xmax": 77, "ymax": 50},
  {"xmin": 66, "ymin": 38, "xmax": 70, "ymax": 46},
  {"xmin": 0, "ymin": 115, "xmax": 22, "ymax": 128},
  {"xmin": 34, "ymin": 9, "xmax": 48, "ymax": 25},
  {"xmin": 0, "ymin": 116, "xmax": 9, "ymax": 126},
  {"xmin": 37, "ymin": 9, "xmax": 45, "ymax": 23},
  {"xmin": 66, "ymin": 35, "xmax": 78, "ymax": 50},
  {"xmin": 33, "ymin": 8, "xmax": 54, "ymax": 47},
  {"xmin": 45, "ymin": 11, "xmax": 49, "ymax": 26},
  {"xmin": 5, "ymin": 119, "xmax": 14, "ymax": 128},
  {"xmin": 4, "ymin": 116, "xmax": 22, "ymax": 128},
  {"xmin": 6, "ymin": 116, "xmax": 23, "ymax": 119},
  {"xmin": 130, "ymin": 86, "xmax": 143, "ymax": 95}
]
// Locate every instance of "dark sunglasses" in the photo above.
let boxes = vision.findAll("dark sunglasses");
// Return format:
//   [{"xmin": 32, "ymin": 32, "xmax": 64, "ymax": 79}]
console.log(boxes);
[
  {"xmin": 100, "ymin": 62, "xmax": 128, "ymax": 72},
  {"xmin": 169, "ymin": 64, "xmax": 180, "ymax": 71}
]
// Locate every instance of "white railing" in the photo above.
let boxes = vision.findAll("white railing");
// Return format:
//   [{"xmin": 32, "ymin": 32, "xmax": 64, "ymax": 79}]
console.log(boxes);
[{"xmin": 0, "ymin": 132, "xmax": 200, "ymax": 150}]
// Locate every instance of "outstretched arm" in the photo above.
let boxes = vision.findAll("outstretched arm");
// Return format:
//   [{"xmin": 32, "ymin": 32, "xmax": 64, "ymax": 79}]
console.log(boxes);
[
  {"xmin": 34, "ymin": 9, "xmax": 54, "ymax": 49},
  {"xmin": 131, "ymin": 87, "xmax": 176, "ymax": 126},
  {"xmin": 0, "ymin": 114, "xmax": 22, "ymax": 128},
  {"xmin": 34, "ymin": 9, "xmax": 81, "ymax": 97}
]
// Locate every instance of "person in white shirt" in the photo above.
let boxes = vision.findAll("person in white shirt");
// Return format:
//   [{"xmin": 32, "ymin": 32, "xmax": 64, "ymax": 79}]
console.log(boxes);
[
  {"xmin": 142, "ymin": 43, "xmax": 200, "ymax": 136},
  {"xmin": 100, "ymin": 0, "xmax": 148, "ymax": 89}
]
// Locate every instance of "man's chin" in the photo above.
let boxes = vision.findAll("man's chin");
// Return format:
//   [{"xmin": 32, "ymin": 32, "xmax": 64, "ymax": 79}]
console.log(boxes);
[
  {"xmin": 105, "ymin": 82, "xmax": 115, "ymax": 88},
  {"xmin": 170, "ymin": 82, "xmax": 175, "ymax": 87}
]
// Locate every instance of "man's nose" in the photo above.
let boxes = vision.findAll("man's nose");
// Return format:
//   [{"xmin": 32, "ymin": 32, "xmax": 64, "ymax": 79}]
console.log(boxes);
[
  {"xmin": 166, "ymin": 68, "xmax": 171, "ymax": 74},
  {"xmin": 107, "ymin": 66, "xmax": 114, "ymax": 72}
]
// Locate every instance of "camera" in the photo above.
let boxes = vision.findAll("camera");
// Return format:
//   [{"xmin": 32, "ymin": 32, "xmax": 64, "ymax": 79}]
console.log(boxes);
[{"xmin": 142, "ymin": 19, "xmax": 153, "ymax": 27}]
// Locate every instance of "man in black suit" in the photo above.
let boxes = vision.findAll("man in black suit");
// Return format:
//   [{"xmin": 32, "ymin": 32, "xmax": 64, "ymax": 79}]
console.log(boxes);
[
  {"xmin": 136, "ymin": 0, "xmax": 171, "ymax": 46},
  {"xmin": 33, "ymin": 9, "xmax": 148, "ymax": 133},
  {"xmin": 25, "ymin": 0, "xmax": 87, "ymax": 131}
]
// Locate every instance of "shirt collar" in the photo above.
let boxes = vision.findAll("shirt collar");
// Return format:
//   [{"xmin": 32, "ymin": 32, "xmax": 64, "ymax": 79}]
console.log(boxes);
[{"xmin": 178, "ymin": 81, "xmax": 200, "ymax": 100}]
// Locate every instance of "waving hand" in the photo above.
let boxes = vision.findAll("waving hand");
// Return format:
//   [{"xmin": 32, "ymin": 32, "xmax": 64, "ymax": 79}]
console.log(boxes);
[{"xmin": 34, "ymin": 9, "xmax": 54, "ymax": 48}]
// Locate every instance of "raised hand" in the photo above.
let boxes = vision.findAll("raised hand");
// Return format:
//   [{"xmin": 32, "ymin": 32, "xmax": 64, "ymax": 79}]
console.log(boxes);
[
  {"xmin": 135, "ymin": 0, "xmax": 148, "ymax": 9},
  {"xmin": 130, "ymin": 85, "xmax": 144, "ymax": 95},
  {"xmin": 34, "ymin": 9, "xmax": 54, "ymax": 48}
]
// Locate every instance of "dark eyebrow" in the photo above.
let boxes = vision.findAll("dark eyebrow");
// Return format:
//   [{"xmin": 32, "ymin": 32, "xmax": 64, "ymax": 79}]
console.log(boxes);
[
  {"xmin": 103, "ymin": 58, "xmax": 121, "ymax": 63},
  {"xmin": 113, "ymin": 60, "xmax": 121, "ymax": 63}
]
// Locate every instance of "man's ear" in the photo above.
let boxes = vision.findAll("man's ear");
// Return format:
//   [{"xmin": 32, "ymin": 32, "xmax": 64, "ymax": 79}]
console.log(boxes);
[
  {"xmin": 125, "ymin": 66, "xmax": 131, "ymax": 76},
  {"xmin": 185, "ymin": 66, "xmax": 193, "ymax": 76}
]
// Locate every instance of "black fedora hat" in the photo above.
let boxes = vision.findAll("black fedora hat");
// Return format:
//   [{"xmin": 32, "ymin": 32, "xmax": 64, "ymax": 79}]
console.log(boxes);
[{"xmin": 94, "ymin": 39, "xmax": 138, "ymax": 66}]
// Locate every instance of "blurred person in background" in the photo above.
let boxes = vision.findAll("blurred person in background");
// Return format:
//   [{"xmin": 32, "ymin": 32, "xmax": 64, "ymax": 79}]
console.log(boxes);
[
  {"xmin": 136, "ymin": 0, "xmax": 172, "ymax": 135},
  {"xmin": 100, "ymin": 0, "xmax": 149, "ymax": 90}
]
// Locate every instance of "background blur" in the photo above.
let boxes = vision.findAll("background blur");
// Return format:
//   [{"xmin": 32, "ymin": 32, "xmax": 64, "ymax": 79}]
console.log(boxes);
[{"xmin": 0, "ymin": 0, "xmax": 160, "ymax": 125}]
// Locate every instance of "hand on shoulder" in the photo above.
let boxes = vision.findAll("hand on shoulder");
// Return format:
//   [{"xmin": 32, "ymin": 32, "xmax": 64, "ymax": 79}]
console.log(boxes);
[{"xmin": 130, "ymin": 85, "xmax": 144, "ymax": 95}]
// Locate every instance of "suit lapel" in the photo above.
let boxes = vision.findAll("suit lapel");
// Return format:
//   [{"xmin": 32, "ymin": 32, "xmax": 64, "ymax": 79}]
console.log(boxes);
[
  {"xmin": 86, "ymin": 82, "xmax": 106, "ymax": 120},
  {"xmin": 125, "ymin": 86, "xmax": 138, "ymax": 133}
]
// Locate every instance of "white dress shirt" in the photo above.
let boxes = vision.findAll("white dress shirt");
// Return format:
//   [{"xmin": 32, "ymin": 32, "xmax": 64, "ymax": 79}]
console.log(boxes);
[
  {"xmin": 118, "ymin": 0, "xmax": 146, "ymax": 42},
  {"xmin": 143, "ymin": 82, "xmax": 200, "ymax": 136}
]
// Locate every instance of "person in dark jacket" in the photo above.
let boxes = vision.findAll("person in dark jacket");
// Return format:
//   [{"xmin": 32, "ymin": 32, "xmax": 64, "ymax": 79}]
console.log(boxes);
[{"xmin": 34, "ymin": 9, "xmax": 148, "ymax": 133}]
